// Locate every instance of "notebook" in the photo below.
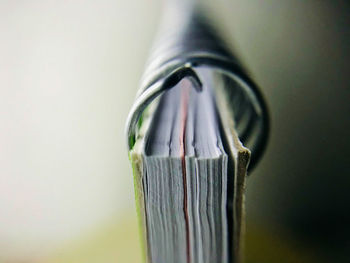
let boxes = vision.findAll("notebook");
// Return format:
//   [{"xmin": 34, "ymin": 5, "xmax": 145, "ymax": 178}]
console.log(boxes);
[{"xmin": 129, "ymin": 67, "xmax": 250, "ymax": 263}]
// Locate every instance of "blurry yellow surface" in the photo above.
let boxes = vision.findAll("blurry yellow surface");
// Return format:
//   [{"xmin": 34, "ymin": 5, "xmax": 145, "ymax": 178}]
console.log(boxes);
[
  {"xmin": 46, "ymin": 211, "xmax": 142, "ymax": 263},
  {"xmin": 41, "ymin": 211, "xmax": 325, "ymax": 263},
  {"xmin": 245, "ymin": 222, "xmax": 325, "ymax": 263}
]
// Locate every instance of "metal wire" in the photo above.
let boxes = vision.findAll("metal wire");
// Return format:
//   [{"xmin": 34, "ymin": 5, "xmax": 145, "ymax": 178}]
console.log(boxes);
[{"xmin": 125, "ymin": 4, "xmax": 269, "ymax": 171}]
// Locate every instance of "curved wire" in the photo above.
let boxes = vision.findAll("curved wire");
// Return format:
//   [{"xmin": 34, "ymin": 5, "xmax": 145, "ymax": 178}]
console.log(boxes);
[{"xmin": 125, "ymin": 55, "xmax": 269, "ymax": 171}]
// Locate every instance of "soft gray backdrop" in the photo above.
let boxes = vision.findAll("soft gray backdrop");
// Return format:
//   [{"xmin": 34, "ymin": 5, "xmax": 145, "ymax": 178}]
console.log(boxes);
[{"xmin": 1, "ymin": 1, "xmax": 349, "ymax": 262}]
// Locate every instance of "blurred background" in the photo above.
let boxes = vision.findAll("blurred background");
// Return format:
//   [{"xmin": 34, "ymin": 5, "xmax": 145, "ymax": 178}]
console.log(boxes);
[{"xmin": 0, "ymin": 0, "xmax": 349, "ymax": 262}]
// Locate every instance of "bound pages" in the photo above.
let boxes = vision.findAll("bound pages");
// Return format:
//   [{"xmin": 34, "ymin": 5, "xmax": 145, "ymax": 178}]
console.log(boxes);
[{"xmin": 130, "ymin": 68, "xmax": 250, "ymax": 263}]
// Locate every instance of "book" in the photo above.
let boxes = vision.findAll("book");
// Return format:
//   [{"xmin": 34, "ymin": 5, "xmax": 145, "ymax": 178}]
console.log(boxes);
[
  {"xmin": 129, "ymin": 67, "xmax": 250, "ymax": 263},
  {"xmin": 126, "ymin": 3, "xmax": 267, "ymax": 263}
]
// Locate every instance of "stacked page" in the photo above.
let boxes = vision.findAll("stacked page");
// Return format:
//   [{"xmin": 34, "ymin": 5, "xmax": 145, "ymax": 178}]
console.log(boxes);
[{"xmin": 130, "ymin": 68, "xmax": 250, "ymax": 263}]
